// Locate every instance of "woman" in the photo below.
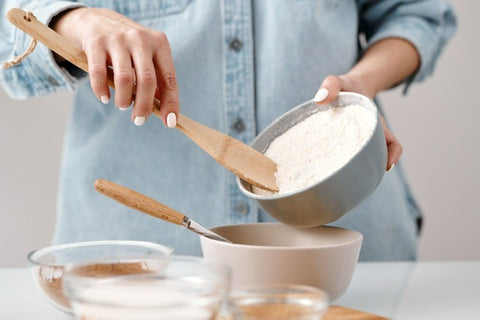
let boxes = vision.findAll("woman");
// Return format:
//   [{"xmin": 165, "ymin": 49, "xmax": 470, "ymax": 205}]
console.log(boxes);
[{"xmin": 0, "ymin": 0, "xmax": 456, "ymax": 260}]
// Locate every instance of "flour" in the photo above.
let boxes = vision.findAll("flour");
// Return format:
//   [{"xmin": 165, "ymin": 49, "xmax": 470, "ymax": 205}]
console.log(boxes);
[
  {"xmin": 75, "ymin": 283, "xmax": 213, "ymax": 320},
  {"xmin": 253, "ymin": 104, "xmax": 375, "ymax": 196}
]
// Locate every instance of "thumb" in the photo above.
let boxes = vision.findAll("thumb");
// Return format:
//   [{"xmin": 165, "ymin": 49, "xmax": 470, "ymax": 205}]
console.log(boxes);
[{"xmin": 313, "ymin": 75, "xmax": 345, "ymax": 105}]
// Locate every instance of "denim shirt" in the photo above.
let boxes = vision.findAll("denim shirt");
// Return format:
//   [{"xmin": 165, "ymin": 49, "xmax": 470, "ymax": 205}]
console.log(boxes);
[{"xmin": 0, "ymin": 0, "xmax": 456, "ymax": 261}]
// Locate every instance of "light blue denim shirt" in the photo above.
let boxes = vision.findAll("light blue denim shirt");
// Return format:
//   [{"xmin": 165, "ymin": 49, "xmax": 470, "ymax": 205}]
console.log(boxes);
[{"xmin": 0, "ymin": 0, "xmax": 456, "ymax": 261}]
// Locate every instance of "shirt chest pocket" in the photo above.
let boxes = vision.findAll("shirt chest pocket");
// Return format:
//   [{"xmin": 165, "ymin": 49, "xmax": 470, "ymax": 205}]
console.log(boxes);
[{"xmin": 80, "ymin": 0, "xmax": 193, "ymax": 21}]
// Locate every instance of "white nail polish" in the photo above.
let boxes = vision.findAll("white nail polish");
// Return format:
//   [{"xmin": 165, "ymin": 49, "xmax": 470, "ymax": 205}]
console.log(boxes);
[
  {"xmin": 313, "ymin": 88, "xmax": 329, "ymax": 103},
  {"xmin": 118, "ymin": 107, "xmax": 129, "ymax": 111},
  {"xmin": 388, "ymin": 163, "xmax": 396, "ymax": 172},
  {"xmin": 100, "ymin": 95, "xmax": 109, "ymax": 104},
  {"xmin": 166, "ymin": 113, "xmax": 177, "ymax": 128},
  {"xmin": 134, "ymin": 116, "xmax": 146, "ymax": 126}
]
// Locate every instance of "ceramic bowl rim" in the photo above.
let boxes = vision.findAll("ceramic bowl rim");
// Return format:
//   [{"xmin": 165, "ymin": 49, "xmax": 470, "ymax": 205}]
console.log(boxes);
[{"xmin": 201, "ymin": 223, "xmax": 363, "ymax": 251}]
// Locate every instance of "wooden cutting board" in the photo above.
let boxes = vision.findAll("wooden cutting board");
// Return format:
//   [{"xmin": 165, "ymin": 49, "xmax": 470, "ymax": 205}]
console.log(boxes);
[
  {"xmin": 325, "ymin": 306, "xmax": 388, "ymax": 319},
  {"xmin": 219, "ymin": 305, "xmax": 388, "ymax": 319}
]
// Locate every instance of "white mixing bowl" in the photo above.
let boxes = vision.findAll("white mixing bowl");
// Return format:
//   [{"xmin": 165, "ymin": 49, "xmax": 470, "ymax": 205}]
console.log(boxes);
[{"xmin": 200, "ymin": 223, "xmax": 362, "ymax": 301}]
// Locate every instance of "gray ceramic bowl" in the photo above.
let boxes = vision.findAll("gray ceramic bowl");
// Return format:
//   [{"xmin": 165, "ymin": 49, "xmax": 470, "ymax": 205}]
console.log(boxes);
[{"xmin": 237, "ymin": 92, "xmax": 387, "ymax": 227}]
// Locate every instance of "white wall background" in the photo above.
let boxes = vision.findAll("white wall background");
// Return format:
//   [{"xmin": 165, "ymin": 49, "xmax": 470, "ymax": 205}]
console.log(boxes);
[{"xmin": 0, "ymin": 1, "xmax": 478, "ymax": 267}]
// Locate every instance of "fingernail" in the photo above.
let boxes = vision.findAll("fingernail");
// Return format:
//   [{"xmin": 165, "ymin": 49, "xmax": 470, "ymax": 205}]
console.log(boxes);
[
  {"xmin": 388, "ymin": 163, "xmax": 396, "ymax": 172},
  {"xmin": 118, "ymin": 107, "xmax": 129, "ymax": 111},
  {"xmin": 313, "ymin": 88, "xmax": 329, "ymax": 103},
  {"xmin": 134, "ymin": 116, "xmax": 146, "ymax": 126},
  {"xmin": 100, "ymin": 95, "xmax": 109, "ymax": 104},
  {"xmin": 166, "ymin": 113, "xmax": 177, "ymax": 128}
]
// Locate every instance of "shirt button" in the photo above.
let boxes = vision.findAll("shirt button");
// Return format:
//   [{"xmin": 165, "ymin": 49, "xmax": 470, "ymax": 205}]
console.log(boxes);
[
  {"xmin": 229, "ymin": 38, "xmax": 243, "ymax": 52},
  {"xmin": 232, "ymin": 118, "xmax": 245, "ymax": 133},
  {"xmin": 47, "ymin": 75, "xmax": 60, "ymax": 87},
  {"xmin": 235, "ymin": 202, "xmax": 249, "ymax": 215}
]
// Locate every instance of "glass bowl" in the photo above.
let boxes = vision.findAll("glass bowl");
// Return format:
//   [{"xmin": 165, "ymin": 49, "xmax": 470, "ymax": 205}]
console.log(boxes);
[
  {"xmin": 230, "ymin": 284, "xmax": 328, "ymax": 320},
  {"xmin": 27, "ymin": 240, "xmax": 173, "ymax": 314},
  {"xmin": 63, "ymin": 255, "xmax": 231, "ymax": 320}
]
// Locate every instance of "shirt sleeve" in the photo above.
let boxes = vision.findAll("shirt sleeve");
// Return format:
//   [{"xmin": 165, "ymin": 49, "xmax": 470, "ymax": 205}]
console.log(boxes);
[
  {"xmin": 0, "ymin": 0, "xmax": 87, "ymax": 99},
  {"xmin": 357, "ymin": 0, "xmax": 457, "ymax": 93}
]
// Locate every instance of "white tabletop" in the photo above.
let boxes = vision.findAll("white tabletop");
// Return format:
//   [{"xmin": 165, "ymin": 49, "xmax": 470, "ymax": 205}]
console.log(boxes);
[{"xmin": 1, "ymin": 261, "xmax": 479, "ymax": 319}]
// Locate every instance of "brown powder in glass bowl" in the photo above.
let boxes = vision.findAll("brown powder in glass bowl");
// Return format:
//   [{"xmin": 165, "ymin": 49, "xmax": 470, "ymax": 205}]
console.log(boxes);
[
  {"xmin": 232, "ymin": 303, "xmax": 320, "ymax": 319},
  {"xmin": 228, "ymin": 290, "xmax": 328, "ymax": 320},
  {"xmin": 36, "ymin": 261, "xmax": 155, "ymax": 311}
]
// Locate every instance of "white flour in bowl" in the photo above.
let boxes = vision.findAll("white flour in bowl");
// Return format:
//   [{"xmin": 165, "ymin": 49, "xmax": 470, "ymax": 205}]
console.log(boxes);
[{"xmin": 253, "ymin": 104, "xmax": 376, "ymax": 196}]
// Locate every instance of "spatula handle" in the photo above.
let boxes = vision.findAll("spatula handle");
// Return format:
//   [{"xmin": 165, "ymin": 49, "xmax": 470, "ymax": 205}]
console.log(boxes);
[
  {"xmin": 5, "ymin": 8, "xmax": 163, "ymax": 111},
  {"xmin": 94, "ymin": 179, "xmax": 186, "ymax": 225},
  {"xmin": 7, "ymin": 9, "xmax": 88, "ymax": 72}
]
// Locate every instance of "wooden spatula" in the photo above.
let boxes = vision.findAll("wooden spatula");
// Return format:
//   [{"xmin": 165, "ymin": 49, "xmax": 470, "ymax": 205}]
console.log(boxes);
[{"xmin": 6, "ymin": 8, "xmax": 278, "ymax": 192}]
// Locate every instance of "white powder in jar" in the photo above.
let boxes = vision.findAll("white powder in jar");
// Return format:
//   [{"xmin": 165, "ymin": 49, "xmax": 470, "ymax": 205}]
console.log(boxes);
[
  {"xmin": 73, "ymin": 280, "xmax": 216, "ymax": 320},
  {"xmin": 253, "ymin": 104, "xmax": 376, "ymax": 196}
]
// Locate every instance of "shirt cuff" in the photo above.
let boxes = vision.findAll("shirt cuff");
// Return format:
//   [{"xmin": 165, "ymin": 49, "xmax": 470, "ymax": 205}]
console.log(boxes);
[
  {"xmin": 366, "ymin": 16, "xmax": 439, "ymax": 95},
  {"xmin": 11, "ymin": 1, "xmax": 87, "ymax": 97}
]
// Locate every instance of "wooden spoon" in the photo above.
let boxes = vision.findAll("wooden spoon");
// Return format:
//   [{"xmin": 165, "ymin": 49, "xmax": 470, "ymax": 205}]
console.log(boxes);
[
  {"xmin": 94, "ymin": 179, "xmax": 231, "ymax": 243},
  {"xmin": 6, "ymin": 8, "xmax": 278, "ymax": 192}
]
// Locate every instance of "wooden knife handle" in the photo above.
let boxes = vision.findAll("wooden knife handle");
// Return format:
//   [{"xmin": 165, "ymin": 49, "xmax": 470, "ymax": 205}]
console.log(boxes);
[{"xmin": 94, "ymin": 179, "xmax": 186, "ymax": 225}]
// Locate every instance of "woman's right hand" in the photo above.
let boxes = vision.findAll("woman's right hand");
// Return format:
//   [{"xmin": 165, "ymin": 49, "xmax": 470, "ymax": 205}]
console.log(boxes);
[{"xmin": 52, "ymin": 7, "xmax": 178, "ymax": 127}]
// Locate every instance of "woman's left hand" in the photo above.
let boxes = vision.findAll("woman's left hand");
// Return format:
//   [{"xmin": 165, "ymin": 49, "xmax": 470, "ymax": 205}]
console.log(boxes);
[{"xmin": 313, "ymin": 74, "xmax": 401, "ymax": 171}]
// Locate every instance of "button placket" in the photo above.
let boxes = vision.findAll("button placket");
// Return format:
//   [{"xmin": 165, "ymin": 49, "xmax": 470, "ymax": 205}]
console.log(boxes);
[{"xmin": 223, "ymin": 0, "xmax": 257, "ymax": 224}]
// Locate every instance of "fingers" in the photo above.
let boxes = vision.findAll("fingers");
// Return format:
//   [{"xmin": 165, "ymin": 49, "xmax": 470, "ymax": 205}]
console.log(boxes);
[
  {"xmin": 313, "ymin": 75, "xmax": 342, "ymax": 105},
  {"xmin": 314, "ymin": 75, "xmax": 403, "ymax": 171},
  {"xmin": 85, "ymin": 39, "xmax": 110, "ymax": 104},
  {"xmin": 131, "ymin": 50, "xmax": 156, "ymax": 126},
  {"xmin": 313, "ymin": 74, "xmax": 368, "ymax": 104},
  {"xmin": 385, "ymin": 128, "xmax": 403, "ymax": 171},
  {"xmin": 85, "ymin": 28, "xmax": 178, "ymax": 128},
  {"xmin": 380, "ymin": 116, "xmax": 403, "ymax": 171},
  {"xmin": 110, "ymin": 44, "xmax": 134, "ymax": 111},
  {"xmin": 153, "ymin": 32, "xmax": 179, "ymax": 128}
]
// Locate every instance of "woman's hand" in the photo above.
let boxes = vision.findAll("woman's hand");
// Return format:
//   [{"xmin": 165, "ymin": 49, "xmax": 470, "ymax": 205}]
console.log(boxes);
[
  {"xmin": 313, "ymin": 74, "xmax": 402, "ymax": 171},
  {"xmin": 311, "ymin": 38, "xmax": 420, "ymax": 171},
  {"xmin": 52, "ymin": 8, "xmax": 178, "ymax": 127}
]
